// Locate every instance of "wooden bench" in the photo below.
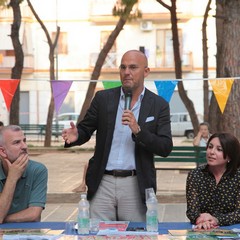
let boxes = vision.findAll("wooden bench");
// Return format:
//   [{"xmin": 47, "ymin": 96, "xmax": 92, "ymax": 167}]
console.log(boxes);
[
  {"xmin": 154, "ymin": 146, "xmax": 207, "ymax": 171},
  {"xmin": 19, "ymin": 124, "xmax": 64, "ymax": 140}
]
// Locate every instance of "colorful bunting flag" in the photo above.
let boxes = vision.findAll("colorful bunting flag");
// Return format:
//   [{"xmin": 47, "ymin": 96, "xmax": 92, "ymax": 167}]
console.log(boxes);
[
  {"xmin": 154, "ymin": 80, "xmax": 178, "ymax": 102},
  {"xmin": 0, "ymin": 78, "xmax": 237, "ymax": 116},
  {"xmin": 209, "ymin": 78, "xmax": 234, "ymax": 113},
  {"xmin": 102, "ymin": 80, "xmax": 121, "ymax": 89},
  {"xmin": 0, "ymin": 79, "xmax": 20, "ymax": 111},
  {"xmin": 51, "ymin": 80, "xmax": 73, "ymax": 113}
]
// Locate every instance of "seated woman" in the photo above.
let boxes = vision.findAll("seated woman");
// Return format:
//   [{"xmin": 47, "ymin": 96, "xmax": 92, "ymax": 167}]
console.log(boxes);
[{"xmin": 186, "ymin": 132, "xmax": 240, "ymax": 230}]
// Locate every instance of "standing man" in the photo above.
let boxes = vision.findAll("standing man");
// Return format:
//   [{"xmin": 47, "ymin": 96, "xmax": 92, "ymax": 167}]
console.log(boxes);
[
  {"xmin": 62, "ymin": 50, "xmax": 173, "ymax": 221},
  {"xmin": 0, "ymin": 125, "xmax": 48, "ymax": 223}
]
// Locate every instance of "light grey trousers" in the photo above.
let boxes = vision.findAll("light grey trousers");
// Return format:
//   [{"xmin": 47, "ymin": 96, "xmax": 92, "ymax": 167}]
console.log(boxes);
[{"xmin": 89, "ymin": 174, "xmax": 146, "ymax": 221}]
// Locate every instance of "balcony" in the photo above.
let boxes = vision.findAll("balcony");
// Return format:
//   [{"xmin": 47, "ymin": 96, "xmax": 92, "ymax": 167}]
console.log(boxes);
[
  {"xmin": 0, "ymin": 4, "xmax": 32, "ymax": 21},
  {"xmin": 89, "ymin": 0, "xmax": 192, "ymax": 24},
  {"xmin": 89, "ymin": 51, "xmax": 193, "ymax": 72},
  {"xmin": 0, "ymin": 54, "xmax": 34, "ymax": 73}
]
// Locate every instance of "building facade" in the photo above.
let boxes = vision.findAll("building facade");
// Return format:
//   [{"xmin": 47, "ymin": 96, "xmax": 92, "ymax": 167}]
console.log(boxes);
[{"xmin": 0, "ymin": 0, "xmax": 216, "ymax": 124}]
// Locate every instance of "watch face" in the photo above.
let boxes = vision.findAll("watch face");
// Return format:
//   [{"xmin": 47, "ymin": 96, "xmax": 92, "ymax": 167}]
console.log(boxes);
[
  {"xmin": 135, "ymin": 126, "xmax": 141, "ymax": 136},
  {"xmin": 137, "ymin": 126, "xmax": 141, "ymax": 133}
]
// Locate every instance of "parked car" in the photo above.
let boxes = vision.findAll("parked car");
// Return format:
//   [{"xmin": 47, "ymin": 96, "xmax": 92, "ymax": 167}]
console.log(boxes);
[
  {"xmin": 170, "ymin": 112, "xmax": 194, "ymax": 139},
  {"xmin": 52, "ymin": 112, "xmax": 79, "ymax": 129}
]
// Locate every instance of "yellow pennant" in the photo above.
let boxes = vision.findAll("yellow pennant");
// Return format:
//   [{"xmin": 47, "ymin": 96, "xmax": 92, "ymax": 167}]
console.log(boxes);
[{"xmin": 209, "ymin": 78, "xmax": 234, "ymax": 113}]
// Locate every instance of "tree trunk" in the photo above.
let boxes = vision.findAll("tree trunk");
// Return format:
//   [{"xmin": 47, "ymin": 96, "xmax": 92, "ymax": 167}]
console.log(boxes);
[
  {"xmin": 44, "ymin": 48, "xmax": 56, "ymax": 147},
  {"xmin": 202, "ymin": 0, "xmax": 212, "ymax": 123},
  {"xmin": 208, "ymin": 0, "xmax": 224, "ymax": 133},
  {"xmin": 78, "ymin": 2, "xmax": 136, "ymax": 123},
  {"xmin": 27, "ymin": 0, "xmax": 60, "ymax": 146},
  {"xmin": 157, "ymin": 0, "xmax": 199, "ymax": 135},
  {"xmin": 213, "ymin": 0, "xmax": 240, "ymax": 138},
  {"xmin": 9, "ymin": 0, "xmax": 24, "ymax": 125}
]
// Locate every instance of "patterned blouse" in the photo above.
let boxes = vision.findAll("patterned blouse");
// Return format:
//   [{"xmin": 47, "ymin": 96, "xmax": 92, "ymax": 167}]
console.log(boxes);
[{"xmin": 186, "ymin": 165, "xmax": 240, "ymax": 226}]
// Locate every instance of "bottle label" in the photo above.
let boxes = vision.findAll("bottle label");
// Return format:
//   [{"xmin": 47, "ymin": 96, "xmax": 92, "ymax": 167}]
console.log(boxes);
[
  {"xmin": 78, "ymin": 217, "xmax": 89, "ymax": 228},
  {"xmin": 146, "ymin": 215, "xmax": 158, "ymax": 232}
]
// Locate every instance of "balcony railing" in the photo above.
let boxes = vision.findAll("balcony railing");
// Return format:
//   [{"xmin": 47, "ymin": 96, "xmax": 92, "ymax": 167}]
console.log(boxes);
[
  {"xmin": 0, "ymin": 55, "xmax": 34, "ymax": 69},
  {"xmin": 89, "ymin": 0, "xmax": 192, "ymax": 16},
  {"xmin": 0, "ymin": 4, "xmax": 32, "ymax": 20},
  {"xmin": 89, "ymin": 51, "xmax": 192, "ymax": 70}
]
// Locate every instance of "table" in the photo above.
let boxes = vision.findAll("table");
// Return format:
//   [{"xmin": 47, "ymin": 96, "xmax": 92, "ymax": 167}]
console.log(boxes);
[{"xmin": 0, "ymin": 222, "xmax": 239, "ymax": 235}]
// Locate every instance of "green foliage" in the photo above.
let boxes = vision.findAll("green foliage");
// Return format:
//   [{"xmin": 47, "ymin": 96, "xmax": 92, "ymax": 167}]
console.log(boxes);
[
  {"xmin": 0, "ymin": 0, "xmax": 8, "ymax": 7},
  {"xmin": 0, "ymin": 0, "xmax": 24, "ymax": 8},
  {"xmin": 112, "ymin": 0, "xmax": 142, "ymax": 21}
]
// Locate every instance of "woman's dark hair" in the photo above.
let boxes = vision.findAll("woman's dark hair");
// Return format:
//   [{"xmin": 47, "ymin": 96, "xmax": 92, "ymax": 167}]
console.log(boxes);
[{"xmin": 207, "ymin": 132, "xmax": 240, "ymax": 174}]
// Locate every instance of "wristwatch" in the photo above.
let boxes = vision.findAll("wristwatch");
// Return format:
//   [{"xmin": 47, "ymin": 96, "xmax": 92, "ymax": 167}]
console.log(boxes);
[{"xmin": 135, "ymin": 125, "xmax": 141, "ymax": 136}]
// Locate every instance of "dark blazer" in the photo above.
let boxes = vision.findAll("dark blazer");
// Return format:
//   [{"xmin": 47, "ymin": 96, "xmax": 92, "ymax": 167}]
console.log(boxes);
[{"xmin": 65, "ymin": 87, "xmax": 173, "ymax": 203}]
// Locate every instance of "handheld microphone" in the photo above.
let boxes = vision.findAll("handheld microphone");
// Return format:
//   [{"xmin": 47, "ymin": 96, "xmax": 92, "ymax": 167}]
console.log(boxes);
[{"xmin": 124, "ymin": 90, "xmax": 132, "ymax": 110}]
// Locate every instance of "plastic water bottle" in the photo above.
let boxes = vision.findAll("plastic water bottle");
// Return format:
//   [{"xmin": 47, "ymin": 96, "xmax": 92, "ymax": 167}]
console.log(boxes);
[
  {"xmin": 78, "ymin": 193, "xmax": 90, "ymax": 235},
  {"xmin": 146, "ymin": 192, "xmax": 158, "ymax": 232}
]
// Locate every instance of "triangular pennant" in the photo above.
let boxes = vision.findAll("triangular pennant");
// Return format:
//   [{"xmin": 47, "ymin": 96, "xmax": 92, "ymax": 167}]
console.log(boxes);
[
  {"xmin": 209, "ymin": 78, "xmax": 234, "ymax": 113},
  {"xmin": 0, "ymin": 79, "xmax": 20, "ymax": 111},
  {"xmin": 102, "ymin": 80, "xmax": 121, "ymax": 89},
  {"xmin": 51, "ymin": 80, "xmax": 73, "ymax": 113},
  {"xmin": 154, "ymin": 80, "xmax": 178, "ymax": 102}
]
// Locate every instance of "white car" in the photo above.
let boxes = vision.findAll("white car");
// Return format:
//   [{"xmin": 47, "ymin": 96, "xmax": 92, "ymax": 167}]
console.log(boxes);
[
  {"xmin": 52, "ymin": 112, "xmax": 79, "ymax": 129},
  {"xmin": 170, "ymin": 112, "xmax": 194, "ymax": 139}
]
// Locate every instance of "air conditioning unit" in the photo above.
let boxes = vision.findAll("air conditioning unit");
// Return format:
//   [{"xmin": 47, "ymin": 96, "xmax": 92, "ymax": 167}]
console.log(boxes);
[{"xmin": 140, "ymin": 21, "xmax": 153, "ymax": 31}]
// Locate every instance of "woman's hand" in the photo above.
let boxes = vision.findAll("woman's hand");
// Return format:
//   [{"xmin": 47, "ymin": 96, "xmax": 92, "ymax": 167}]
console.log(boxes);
[{"xmin": 194, "ymin": 213, "xmax": 219, "ymax": 230}]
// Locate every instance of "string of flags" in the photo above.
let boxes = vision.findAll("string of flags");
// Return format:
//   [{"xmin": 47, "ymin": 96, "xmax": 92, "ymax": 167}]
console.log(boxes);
[{"xmin": 0, "ymin": 78, "xmax": 235, "ymax": 114}]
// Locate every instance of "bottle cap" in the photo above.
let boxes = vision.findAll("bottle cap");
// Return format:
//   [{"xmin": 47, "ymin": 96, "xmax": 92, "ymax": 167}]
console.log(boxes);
[
  {"xmin": 149, "ymin": 192, "xmax": 155, "ymax": 198},
  {"xmin": 81, "ymin": 193, "xmax": 87, "ymax": 199}
]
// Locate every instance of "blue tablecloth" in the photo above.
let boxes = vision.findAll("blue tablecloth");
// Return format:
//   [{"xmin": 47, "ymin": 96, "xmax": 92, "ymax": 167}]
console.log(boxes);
[{"xmin": 0, "ymin": 222, "xmax": 239, "ymax": 235}]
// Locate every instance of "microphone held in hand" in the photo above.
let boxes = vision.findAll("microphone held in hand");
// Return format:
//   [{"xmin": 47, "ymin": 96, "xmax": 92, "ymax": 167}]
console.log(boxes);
[{"xmin": 124, "ymin": 90, "xmax": 132, "ymax": 110}]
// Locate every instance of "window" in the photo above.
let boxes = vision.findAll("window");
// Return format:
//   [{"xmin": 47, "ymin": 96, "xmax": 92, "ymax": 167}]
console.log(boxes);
[
  {"xmin": 5, "ymin": 50, "xmax": 15, "ymax": 56},
  {"xmin": 100, "ymin": 31, "xmax": 116, "ymax": 52},
  {"xmin": 22, "ymin": 24, "xmax": 33, "ymax": 55},
  {"xmin": 170, "ymin": 114, "xmax": 178, "ymax": 123},
  {"xmin": 180, "ymin": 114, "xmax": 187, "ymax": 122},
  {"xmin": 156, "ymin": 29, "xmax": 182, "ymax": 67},
  {"xmin": 58, "ymin": 115, "xmax": 70, "ymax": 121},
  {"xmin": 100, "ymin": 31, "xmax": 117, "ymax": 68},
  {"xmin": 71, "ymin": 115, "xmax": 78, "ymax": 121},
  {"xmin": 52, "ymin": 32, "xmax": 68, "ymax": 54}
]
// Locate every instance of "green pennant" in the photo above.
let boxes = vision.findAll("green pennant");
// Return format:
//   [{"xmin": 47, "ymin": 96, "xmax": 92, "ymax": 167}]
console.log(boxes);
[{"xmin": 102, "ymin": 81, "xmax": 121, "ymax": 89}]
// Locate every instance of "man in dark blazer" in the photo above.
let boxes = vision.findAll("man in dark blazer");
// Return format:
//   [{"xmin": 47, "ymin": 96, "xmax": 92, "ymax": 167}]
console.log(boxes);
[{"xmin": 62, "ymin": 50, "xmax": 173, "ymax": 221}]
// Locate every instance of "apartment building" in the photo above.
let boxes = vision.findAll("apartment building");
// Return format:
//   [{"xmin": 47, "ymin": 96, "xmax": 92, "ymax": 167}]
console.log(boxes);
[{"xmin": 0, "ymin": 0, "xmax": 216, "ymax": 124}]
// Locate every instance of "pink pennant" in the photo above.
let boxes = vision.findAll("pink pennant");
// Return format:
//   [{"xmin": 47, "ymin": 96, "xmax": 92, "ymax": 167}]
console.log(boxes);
[{"xmin": 51, "ymin": 80, "xmax": 73, "ymax": 113}]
